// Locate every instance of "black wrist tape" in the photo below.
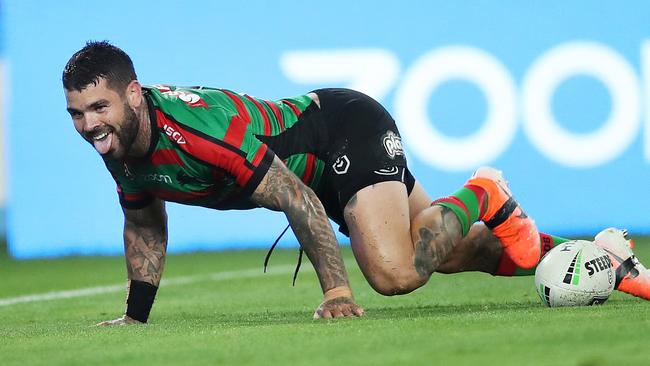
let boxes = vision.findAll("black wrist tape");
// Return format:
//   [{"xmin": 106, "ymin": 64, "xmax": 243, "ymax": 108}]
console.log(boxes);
[{"xmin": 126, "ymin": 280, "xmax": 158, "ymax": 323}]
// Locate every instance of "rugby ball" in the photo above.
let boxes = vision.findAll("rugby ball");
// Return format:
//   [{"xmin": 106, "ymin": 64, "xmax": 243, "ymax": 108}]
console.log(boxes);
[{"xmin": 535, "ymin": 240, "xmax": 615, "ymax": 307}]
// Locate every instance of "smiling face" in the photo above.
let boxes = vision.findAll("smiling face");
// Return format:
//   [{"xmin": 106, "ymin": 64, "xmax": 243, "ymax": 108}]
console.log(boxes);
[{"xmin": 65, "ymin": 78, "xmax": 140, "ymax": 160}]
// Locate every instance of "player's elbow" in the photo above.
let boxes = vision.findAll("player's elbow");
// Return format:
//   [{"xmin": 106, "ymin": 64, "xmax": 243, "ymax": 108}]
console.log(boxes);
[{"xmin": 286, "ymin": 186, "xmax": 323, "ymax": 218}]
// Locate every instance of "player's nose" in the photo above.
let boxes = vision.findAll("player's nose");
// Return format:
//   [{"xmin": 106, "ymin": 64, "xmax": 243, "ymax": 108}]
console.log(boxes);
[{"xmin": 82, "ymin": 112, "xmax": 103, "ymax": 133}]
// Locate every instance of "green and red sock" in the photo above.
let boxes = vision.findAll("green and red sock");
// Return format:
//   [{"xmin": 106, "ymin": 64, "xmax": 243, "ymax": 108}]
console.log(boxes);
[
  {"xmin": 432, "ymin": 186, "xmax": 569, "ymax": 276},
  {"xmin": 432, "ymin": 185, "xmax": 487, "ymax": 236},
  {"xmin": 494, "ymin": 233, "xmax": 570, "ymax": 276}
]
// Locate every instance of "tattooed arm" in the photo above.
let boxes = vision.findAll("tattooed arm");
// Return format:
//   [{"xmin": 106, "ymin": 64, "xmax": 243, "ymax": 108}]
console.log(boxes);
[
  {"xmin": 251, "ymin": 156, "xmax": 364, "ymax": 319},
  {"xmin": 97, "ymin": 198, "xmax": 168, "ymax": 326},
  {"xmin": 122, "ymin": 198, "xmax": 168, "ymax": 286}
]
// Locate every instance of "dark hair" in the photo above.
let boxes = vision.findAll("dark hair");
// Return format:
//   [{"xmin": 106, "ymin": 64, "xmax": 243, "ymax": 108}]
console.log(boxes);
[{"xmin": 62, "ymin": 40, "xmax": 137, "ymax": 92}]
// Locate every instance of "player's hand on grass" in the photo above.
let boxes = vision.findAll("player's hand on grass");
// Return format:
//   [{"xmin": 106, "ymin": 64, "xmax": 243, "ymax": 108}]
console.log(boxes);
[
  {"xmin": 313, "ymin": 286, "xmax": 365, "ymax": 319},
  {"xmin": 96, "ymin": 314, "xmax": 142, "ymax": 326}
]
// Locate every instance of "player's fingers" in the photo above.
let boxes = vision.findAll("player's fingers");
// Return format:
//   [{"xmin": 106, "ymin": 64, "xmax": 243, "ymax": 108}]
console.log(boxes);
[
  {"xmin": 330, "ymin": 307, "xmax": 344, "ymax": 318},
  {"xmin": 352, "ymin": 306, "xmax": 365, "ymax": 317},
  {"xmin": 96, "ymin": 319, "xmax": 121, "ymax": 327},
  {"xmin": 313, "ymin": 307, "xmax": 332, "ymax": 320},
  {"xmin": 340, "ymin": 305, "xmax": 353, "ymax": 317}
]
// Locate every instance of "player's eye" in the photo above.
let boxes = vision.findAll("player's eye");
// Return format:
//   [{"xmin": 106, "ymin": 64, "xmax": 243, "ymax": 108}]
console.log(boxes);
[{"xmin": 95, "ymin": 105, "xmax": 108, "ymax": 113}]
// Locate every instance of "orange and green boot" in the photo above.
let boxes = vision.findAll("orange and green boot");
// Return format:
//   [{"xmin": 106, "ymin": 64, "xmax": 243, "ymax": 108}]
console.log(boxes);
[
  {"xmin": 466, "ymin": 167, "xmax": 541, "ymax": 269},
  {"xmin": 594, "ymin": 228, "xmax": 650, "ymax": 300}
]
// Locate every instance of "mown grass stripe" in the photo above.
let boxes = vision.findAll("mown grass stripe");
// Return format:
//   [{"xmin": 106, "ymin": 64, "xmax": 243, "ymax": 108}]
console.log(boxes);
[{"xmin": 0, "ymin": 265, "xmax": 297, "ymax": 307}]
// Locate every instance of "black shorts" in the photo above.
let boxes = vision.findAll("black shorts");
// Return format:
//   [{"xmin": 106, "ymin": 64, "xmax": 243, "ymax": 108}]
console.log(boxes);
[
  {"xmin": 260, "ymin": 88, "xmax": 416, "ymax": 236},
  {"xmin": 311, "ymin": 89, "xmax": 415, "ymax": 236}
]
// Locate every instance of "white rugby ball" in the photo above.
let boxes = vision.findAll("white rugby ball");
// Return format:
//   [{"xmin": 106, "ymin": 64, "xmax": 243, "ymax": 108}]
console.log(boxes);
[{"xmin": 535, "ymin": 240, "xmax": 615, "ymax": 307}]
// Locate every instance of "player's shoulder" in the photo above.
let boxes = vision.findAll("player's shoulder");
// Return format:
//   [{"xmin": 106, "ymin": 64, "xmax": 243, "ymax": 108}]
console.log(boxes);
[
  {"xmin": 145, "ymin": 85, "xmax": 225, "ymax": 110},
  {"xmin": 145, "ymin": 85, "xmax": 233, "ymax": 132}
]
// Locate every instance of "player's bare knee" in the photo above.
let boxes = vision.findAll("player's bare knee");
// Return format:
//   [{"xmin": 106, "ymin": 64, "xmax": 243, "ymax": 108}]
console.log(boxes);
[{"xmin": 365, "ymin": 267, "xmax": 426, "ymax": 296}]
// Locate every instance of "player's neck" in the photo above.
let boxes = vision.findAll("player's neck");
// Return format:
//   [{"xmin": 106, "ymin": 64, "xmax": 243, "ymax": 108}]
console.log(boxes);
[{"xmin": 129, "ymin": 97, "xmax": 153, "ymax": 158}]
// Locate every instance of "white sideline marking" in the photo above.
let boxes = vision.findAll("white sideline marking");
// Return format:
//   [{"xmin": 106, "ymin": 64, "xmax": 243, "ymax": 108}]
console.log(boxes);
[{"xmin": 0, "ymin": 265, "xmax": 298, "ymax": 307}]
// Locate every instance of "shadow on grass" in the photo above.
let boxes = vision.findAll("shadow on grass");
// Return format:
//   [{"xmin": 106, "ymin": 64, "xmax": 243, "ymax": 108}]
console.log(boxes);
[
  {"xmin": 165, "ymin": 301, "xmax": 541, "ymax": 328},
  {"xmin": 163, "ymin": 296, "xmax": 648, "ymax": 330},
  {"xmin": 366, "ymin": 301, "xmax": 538, "ymax": 318}
]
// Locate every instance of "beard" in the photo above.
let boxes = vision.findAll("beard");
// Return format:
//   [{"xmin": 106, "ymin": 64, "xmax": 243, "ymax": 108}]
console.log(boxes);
[{"xmin": 113, "ymin": 103, "xmax": 140, "ymax": 159}]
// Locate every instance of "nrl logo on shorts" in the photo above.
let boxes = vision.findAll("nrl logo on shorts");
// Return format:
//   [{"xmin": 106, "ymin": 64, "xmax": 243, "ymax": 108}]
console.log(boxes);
[{"xmin": 382, "ymin": 131, "xmax": 404, "ymax": 158}]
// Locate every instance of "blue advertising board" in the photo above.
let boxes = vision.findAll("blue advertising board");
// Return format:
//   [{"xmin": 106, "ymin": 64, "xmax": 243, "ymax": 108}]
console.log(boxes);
[
  {"xmin": 0, "ymin": 1, "xmax": 5, "ymax": 239},
  {"xmin": 4, "ymin": 1, "xmax": 650, "ymax": 258}
]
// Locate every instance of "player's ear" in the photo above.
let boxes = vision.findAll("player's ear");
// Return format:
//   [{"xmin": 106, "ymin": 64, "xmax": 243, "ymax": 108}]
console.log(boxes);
[{"xmin": 125, "ymin": 80, "xmax": 143, "ymax": 108}]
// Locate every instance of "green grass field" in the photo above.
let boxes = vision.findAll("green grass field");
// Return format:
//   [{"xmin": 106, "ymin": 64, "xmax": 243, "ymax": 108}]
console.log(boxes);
[{"xmin": 1, "ymin": 240, "xmax": 649, "ymax": 366}]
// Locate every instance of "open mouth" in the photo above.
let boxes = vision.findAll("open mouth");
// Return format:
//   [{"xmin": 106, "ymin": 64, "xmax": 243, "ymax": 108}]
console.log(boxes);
[
  {"xmin": 93, "ymin": 131, "xmax": 110, "ymax": 141},
  {"xmin": 90, "ymin": 129, "xmax": 114, "ymax": 155}
]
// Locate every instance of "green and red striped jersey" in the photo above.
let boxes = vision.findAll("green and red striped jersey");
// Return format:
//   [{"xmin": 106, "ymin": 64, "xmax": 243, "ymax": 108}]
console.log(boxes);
[{"xmin": 103, "ymin": 85, "xmax": 325, "ymax": 210}]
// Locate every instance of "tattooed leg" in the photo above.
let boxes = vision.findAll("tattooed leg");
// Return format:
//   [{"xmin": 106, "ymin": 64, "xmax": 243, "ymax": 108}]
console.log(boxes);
[
  {"xmin": 344, "ymin": 181, "xmax": 428, "ymax": 296},
  {"xmin": 436, "ymin": 224, "xmax": 504, "ymax": 274},
  {"xmin": 343, "ymin": 180, "xmax": 468, "ymax": 296},
  {"xmin": 407, "ymin": 182, "xmax": 513, "ymax": 275},
  {"xmin": 411, "ymin": 206, "xmax": 463, "ymax": 278}
]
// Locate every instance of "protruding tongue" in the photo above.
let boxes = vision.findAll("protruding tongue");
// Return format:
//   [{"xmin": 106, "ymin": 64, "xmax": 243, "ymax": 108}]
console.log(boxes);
[{"xmin": 93, "ymin": 132, "xmax": 113, "ymax": 155}]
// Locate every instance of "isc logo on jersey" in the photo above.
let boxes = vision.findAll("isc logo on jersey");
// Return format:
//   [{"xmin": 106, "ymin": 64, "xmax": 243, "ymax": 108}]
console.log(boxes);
[{"xmin": 163, "ymin": 124, "xmax": 187, "ymax": 145}]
